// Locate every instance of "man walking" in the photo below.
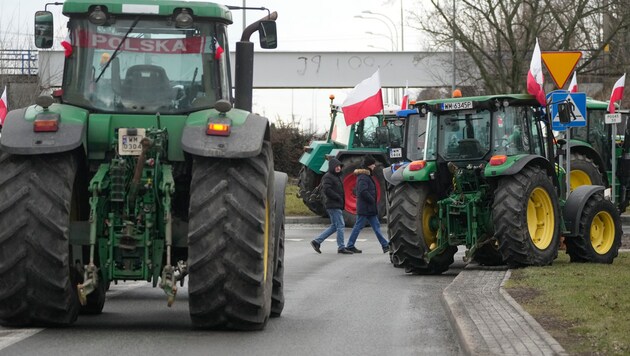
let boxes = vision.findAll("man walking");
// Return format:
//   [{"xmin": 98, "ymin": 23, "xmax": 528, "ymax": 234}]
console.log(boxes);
[
  {"xmin": 346, "ymin": 155, "xmax": 390, "ymax": 253},
  {"xmin": 310, "ymin": 158, "xmax": 353, "ymax": 254}
]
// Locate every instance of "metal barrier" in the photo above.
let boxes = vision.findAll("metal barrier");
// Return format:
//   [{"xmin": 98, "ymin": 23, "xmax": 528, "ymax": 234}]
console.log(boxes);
[{"xmin": 0, "ymin": 49, "xmax": 38, "ymax": 75}]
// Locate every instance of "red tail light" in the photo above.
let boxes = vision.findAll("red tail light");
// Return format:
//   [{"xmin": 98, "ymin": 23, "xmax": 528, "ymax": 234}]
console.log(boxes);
[
  {"xmin": 489, "ymin": 155, "xmax": 507, "ymax": 166},
  {"xmin": 408, "ymin": 160, "xmax": 426, "ymax": 171},
  {"xmin": 34, "ymin": 117, "xmax": 59, "ymax": 132}
]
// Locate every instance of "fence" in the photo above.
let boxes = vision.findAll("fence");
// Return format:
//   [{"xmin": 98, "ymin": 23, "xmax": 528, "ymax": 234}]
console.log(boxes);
[{"xmin": 0, "ymin": 49, "xmax": 38, "ymax": 75}]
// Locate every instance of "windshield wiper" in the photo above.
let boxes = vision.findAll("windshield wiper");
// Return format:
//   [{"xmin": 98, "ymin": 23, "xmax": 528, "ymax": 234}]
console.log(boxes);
[{"xmin": 95, "ymin": 17, "xmax": 140, "ymax": 83}]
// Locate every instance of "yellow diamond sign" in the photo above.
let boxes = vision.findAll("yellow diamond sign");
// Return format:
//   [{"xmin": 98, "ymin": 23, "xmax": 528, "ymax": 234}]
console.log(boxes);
[{"xmin": 541, "ymin": 51, "xmax": 582, "ymax": 89}]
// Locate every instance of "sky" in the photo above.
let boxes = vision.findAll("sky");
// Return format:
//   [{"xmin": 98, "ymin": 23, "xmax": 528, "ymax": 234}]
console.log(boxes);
[{"xmin": 0, "ymin": 0, "xmax": 430, "ymax": 133}]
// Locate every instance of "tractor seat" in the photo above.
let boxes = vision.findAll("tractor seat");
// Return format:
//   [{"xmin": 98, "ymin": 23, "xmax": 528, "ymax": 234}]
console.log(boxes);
[
  {"xmin": 459, "ymin": 139, "xmax": 484, "ymax": 157},
  {"xmin": 121, "ymin": 65, "xmax": 173, "ymax": 108}
]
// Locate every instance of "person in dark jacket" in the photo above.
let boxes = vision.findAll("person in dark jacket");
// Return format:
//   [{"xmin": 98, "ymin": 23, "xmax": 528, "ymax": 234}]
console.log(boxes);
[
  {"xmin": 346, "ymin": 155, "xmax": 390, "ymax": 253},
  {"xmin": 310, "ymin": 158, "xmax": 353, "ymax": 254}
]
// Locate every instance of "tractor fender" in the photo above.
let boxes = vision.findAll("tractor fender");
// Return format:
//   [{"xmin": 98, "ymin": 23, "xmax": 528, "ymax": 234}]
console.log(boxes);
[
  {"xmin": 563, "ymin": 185, "xmax": 605, "ymax": 237},
  {"xmin": 0, "ymin": 106, "xmax": 87, "ymax": 155},
  {"xmin": 181, "ymin": 112, "xmax": 269, "ymax": 158},
  {"xmin": 500, "ymin": 155, "xmax": 555, "ymax": 178}
]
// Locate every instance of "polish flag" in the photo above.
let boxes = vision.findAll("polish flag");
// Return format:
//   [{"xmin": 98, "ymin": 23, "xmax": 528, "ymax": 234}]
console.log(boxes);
[
  {"xmin": 61, "ymin": 32, "xmax": 72, "ymax": 58},
  {"xmin": 526, "ymin": 38, "xmax": 546, "ymax": 106},
  {"xmin": 568, "ymin": 72, "xmax": 578, "ymax": 93},
  {"xmin": 342, "ymin": 69, "xmax": 384, "ymax": 126},
  {"xmin": 608, "ymin": 73, "xmax": 626, "ymax": 114},
  {"xmin": 214, "ymin": 37, "xmax": 224, "ymax": 60},
  {"xmin": 401, "ymin": 82, "xmax": 410, "ymax": 110},
  {"xmin": 0, "ymin": 86, "xmax": 7, "ymax": 126}
]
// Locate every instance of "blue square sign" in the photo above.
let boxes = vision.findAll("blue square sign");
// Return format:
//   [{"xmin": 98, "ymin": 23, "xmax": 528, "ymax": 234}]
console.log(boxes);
[{"xmin": 548, "ymin": 90, "xmax": 587, "ymax": 131}]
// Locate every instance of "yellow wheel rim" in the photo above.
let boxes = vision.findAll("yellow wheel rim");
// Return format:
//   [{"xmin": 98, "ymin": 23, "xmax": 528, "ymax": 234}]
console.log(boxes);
[
  {"xmin": 422, "ymin": 197, "xmax": 438, "ymax": 250},
  {"xmin": 527, "ymin": 187, "xmax": 555, "ymax": 250},
  {"xmin": 570, "ymin": 169, "xmax": 592, "ymax": 191},
  {"xmin": 590, "ymin": 211, "xmax": 615, "ymax": 254}
]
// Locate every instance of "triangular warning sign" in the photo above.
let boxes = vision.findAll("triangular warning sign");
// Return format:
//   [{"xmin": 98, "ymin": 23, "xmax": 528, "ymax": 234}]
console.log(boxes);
[{"xmin": 541, "ymin": 51, "xmax": 582, "ymax": 89}]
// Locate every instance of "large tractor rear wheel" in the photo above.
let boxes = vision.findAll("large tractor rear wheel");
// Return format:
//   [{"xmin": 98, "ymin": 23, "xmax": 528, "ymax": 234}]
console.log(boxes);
[
  {"xmin": 0, "ymin": 152, "xmax": 80, "ymax": 326},
  {"xmin": 341, "ymin": 156, "xmax": 387, "ymax": 227},
  {"xmin": 188, "ymin": 142, "xmax": 275, "ymax": 330},
  {"xmin": 271, "ymin": 172, "xmax": 287, "ymax": 317},
  {"xmin": 565, "ymin": 193, "xmax": 621, "ymax": 263},
  {"xmin": 388, "ymin": 183, "xmax": 455, "ymax": 274},
  {"xmin": 297, "ymin": 167, "xmax": 326, "ymax": 217},
  {"xmin": 493, "ymin": 166, "xmax": 561, "ymax": 267},
  {"xmin": 569, "ymin": 152, "xmax": 603, "ymax": 191}
]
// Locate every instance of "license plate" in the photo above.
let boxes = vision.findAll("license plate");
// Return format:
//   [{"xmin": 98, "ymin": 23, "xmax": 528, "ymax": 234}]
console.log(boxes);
[
  {"xmin": 390, "ymin": 148, "xmax": 402, "ymax": 158},
  {"xmin": 441, "ymin": 101, "xmax": 473, "ymax": 111},
  {"xmin": 118, "ymin": 128, "xmax": 146, "ymax": 155}
]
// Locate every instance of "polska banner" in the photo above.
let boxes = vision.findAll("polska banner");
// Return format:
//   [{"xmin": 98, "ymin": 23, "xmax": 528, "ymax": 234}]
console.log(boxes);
[{"xmin": 72, "ymin": 29, "xmax": 219, "ymax": 54}]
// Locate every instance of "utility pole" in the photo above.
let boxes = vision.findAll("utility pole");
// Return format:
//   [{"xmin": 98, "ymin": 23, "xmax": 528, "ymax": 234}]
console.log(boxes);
[{"xmin": 451, "ymin": 0, "xmax": 456, "ymax": 91}]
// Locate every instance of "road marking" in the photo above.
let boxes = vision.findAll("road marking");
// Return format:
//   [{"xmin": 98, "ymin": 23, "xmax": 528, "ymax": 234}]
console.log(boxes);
[
  {"xmin": 287, "ymin": 238, "xmax": 367, "ymax": 242},
  {"xmin": 0, "ymin": 328, "xmax": 43, "ymax": 351},
  {"xmin": 106, "ymin": 281, "xmax": 146, "ymax": 298}
]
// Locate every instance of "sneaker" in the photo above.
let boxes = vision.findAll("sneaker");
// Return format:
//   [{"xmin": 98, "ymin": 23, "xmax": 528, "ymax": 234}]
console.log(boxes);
[
  {"xmin": 382, "ymin": 245, "xmax": 390, "ymax": 253},
  {"xmin": 346, "ymin": 246, "xmax": 362, "ymax": 254},
  {"xmin": 338, "ymin": 247, "xmax": 354, "ymax": 254},
  {"xmin": 310, "ymin": 240, "xmax": 321, "ymax": 254}
]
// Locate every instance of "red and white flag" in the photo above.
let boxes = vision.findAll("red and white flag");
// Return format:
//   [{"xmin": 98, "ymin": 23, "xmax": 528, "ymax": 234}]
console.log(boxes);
[
  {"xmin": 213, "ymin": 37, "xmax": 224, "ymax": 60},
  {"xmin": 0, "ymin": 86, "xmax": 7, "ymax": 126},
  {"xmin": 526, "ymin": 38, "xmax": 546, "ymax": 106},
  {"xmin": 61, "ymin": 32, "xmax": 73, "ymax": 58},
  {"xmin": 568, "ymin": 71, "xmax": 578, "ymax": 93},
  {"xmin": 342, "ymin": 69, "xmax": 384, "ymax": 126},
  {"xmin": 608, "ymin": 73, "xmax": 626, "ymax": 114},
  {"xmin": 401, "ymin": 82, "xmax": 410, "ymax": 110}
]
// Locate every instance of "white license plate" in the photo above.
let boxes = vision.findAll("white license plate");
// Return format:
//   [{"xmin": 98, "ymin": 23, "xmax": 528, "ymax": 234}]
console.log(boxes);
[
  {"xmin": 118, "ymin": 128, "xmax": 146, "ymax": 155},
  {"xmin": 442, "ymin": 101, "xmax": 473, "ymax": 110},
  {"xmin": 390, "ymin": 148, "xmax": 402, "ymax": 158}
]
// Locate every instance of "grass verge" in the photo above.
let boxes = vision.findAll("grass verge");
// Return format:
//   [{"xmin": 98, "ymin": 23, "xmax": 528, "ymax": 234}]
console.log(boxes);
[
  {"xmin": 504, "ymin": 252, "xmax": 630, "ymax": 355},
  {"xmin": 285, "ymin": 184, "xmax": 316, "ymax": 216}
]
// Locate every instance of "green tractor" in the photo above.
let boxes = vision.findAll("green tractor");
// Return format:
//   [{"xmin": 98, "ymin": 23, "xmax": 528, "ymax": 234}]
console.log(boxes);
[
  {"xmin": 0, "ymin": 1, "xmax": 286, "ymax": 331},
  {"xmin": 298, "ymin": 96, "xmax": 404, "ymax": 225},
  {"xmin": 384, "ymin": 94, "xmax": 622, "ymax": 274},
  {"xmin": 559, "ymin": 98, "xmax": 630, "ymax": 211}
]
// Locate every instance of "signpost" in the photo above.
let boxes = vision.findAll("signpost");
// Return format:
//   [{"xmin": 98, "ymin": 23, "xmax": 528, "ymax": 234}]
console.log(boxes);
[{"xmin": 606, "ymin": 113, "xmax": 622, "ymax": 203}]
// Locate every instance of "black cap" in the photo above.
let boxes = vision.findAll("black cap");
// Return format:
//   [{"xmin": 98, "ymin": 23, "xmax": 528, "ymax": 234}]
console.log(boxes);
[{"xmin": 362, "ymin": 155, "xmax": 376, "ymax": 168}]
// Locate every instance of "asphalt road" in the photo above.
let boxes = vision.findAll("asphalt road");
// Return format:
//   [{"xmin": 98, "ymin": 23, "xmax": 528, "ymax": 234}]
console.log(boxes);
[{"xmin": 0, "ymin": 224, "xmax": 463, "ymax": 356}]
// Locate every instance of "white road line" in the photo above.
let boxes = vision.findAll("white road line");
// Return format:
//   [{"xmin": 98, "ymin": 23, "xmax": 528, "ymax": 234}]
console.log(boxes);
[
  {"xmin": 0, "ymin": 328, "xmax": 43, "ymax": 351},
  {"xmin": 287, "ymin": 239, "xmax": 367, "ymax": 242},
  {"xmin": 106, "ymin": 281, "xmax": 146, "ymax": 298}
]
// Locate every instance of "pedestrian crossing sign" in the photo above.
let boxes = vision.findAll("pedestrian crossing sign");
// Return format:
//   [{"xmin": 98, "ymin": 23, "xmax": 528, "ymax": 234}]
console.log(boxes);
[{"xmin": 549, "ymin": 91, "xmax": 587, "ymax": 131}]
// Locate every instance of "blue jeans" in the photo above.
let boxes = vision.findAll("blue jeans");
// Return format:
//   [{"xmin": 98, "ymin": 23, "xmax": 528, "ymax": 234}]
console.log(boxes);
[
  {"xmin": 347, "ymin": 215, "xmax": 389, "ymax": 248},
  {"xmin": 313, "ymin": 209, "xmax": 345, "ymax": 249}
]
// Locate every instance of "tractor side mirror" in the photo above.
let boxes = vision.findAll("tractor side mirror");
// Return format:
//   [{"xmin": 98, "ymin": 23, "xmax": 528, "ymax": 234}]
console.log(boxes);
[
  {"xmin": 557, "ymin": 102, "xmax": 573, "ymax": 124},
  {"xmin": 34, "ymin": 11, "xmax": 54, "ymax": 49},
  {"xmin": 258, "ymin": 21, "xmax": 277, "ymax": 49},
  {"xmin": 375, "ymin": 126, "xmax": 389, "ymax": 144}
]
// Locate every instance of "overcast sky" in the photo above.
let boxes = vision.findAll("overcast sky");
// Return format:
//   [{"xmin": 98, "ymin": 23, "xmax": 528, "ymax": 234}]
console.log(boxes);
[{"xmin": 0, "ymin": 0, "xmax": 429, "ymax": 133}]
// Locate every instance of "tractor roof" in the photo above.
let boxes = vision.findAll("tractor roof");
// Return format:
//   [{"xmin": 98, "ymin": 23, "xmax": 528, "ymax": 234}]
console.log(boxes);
[{"xmin": 62, "ymin": 0, "xmax": 232, "ymax": 23}]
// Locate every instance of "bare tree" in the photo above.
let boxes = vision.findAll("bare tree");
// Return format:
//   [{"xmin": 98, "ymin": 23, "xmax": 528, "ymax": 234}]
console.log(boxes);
[{"xmin": 410, "ymin": 0, "xmax": 630, "ymax": 102}]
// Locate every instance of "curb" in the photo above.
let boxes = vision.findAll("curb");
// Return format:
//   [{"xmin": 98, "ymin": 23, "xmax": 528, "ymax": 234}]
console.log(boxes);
[
  {"xmin": 499, "ymin": 271, "xmax": 567, "ymax": 355},
  {"xmin": 442, "ymin": 265, "xmax": 567, "ymax": 355}
]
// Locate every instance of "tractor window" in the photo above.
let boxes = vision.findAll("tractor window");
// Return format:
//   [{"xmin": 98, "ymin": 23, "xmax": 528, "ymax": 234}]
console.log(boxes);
[
  {"xmin": 62, "ymin": 17, "xmax": 230, "ymax": 114},
  {"xmin": 437, "ymin": 110, "xmax": 491, "ymax": 160},
  {"xmin": 384, "ymin": 118, "xmax": 405, "ymax": 148},
  {"xmin": 492, "ymin": 106, "xmax": 535, "ymax": 155},
  {"xmin": 423, "ymin": 113, "xmax": 437, "ymax": 160},
  {"xmin": 353, "ymin": 116, "xmax": 380, "ymax": 148},
  {"xmin": 403, "ymin": 113, "xmax": 429, "ymax": 160}
]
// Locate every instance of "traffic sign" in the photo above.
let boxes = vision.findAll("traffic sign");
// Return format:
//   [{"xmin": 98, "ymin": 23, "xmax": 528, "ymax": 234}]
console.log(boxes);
[
  {"xmin": 541, "ymin": 51, "xmax": 582, "ymax": 89},
  {"xmin": 549, "ymin": 90, "xmax": 587, "ymax": 130},
  {"xmin": 605, "ymin": 113, "xmax": 622, "ymax": 124}
]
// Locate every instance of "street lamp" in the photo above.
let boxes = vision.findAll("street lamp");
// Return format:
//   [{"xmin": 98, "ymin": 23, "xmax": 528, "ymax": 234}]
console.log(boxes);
[
  {"xmin": 365, "ymin": 31, "xmax": 396, "ymax": 51},
  {"xmin": 362, "ymin": 10, "xmax": 400, "ymax": 51},
  {"xmin": 354, "ymin": 14, "xmax": 395, "ymax": 51}
]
